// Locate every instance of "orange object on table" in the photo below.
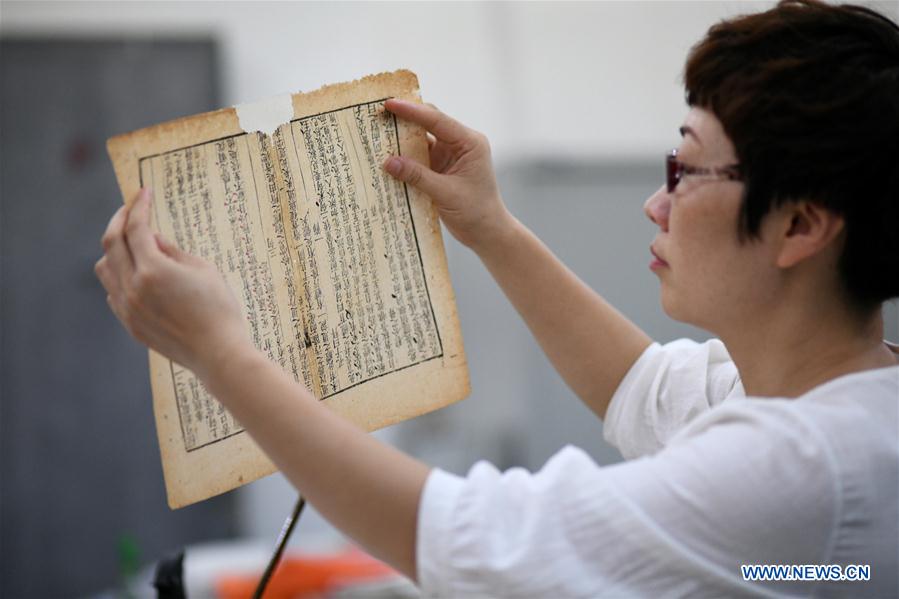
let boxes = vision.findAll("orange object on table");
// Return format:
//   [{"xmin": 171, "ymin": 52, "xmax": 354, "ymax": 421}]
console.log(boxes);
[{"xmin": 216, "ymin": 547, "xmax": 399, "ymax": 599}]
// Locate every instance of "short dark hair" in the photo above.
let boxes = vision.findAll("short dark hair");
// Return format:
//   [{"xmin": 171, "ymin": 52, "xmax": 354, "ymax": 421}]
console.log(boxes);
[{"xmin": 684, "ymin": 0, "xmax": 899, "ymax": 310}]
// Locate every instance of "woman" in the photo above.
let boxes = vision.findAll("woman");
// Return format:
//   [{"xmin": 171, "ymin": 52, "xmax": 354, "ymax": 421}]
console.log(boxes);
[{"xmin": 96, "ymin": 0, "xmax": 899, "ymax": 596}]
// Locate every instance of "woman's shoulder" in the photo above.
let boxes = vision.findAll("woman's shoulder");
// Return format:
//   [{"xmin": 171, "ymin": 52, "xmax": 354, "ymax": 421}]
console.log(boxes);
[
  {"xmin": 768, "ymin": 362, "xmax": 898, "ymax": 439},
  {"xmin": 803, "ymin": 361, "xmax": 899, "ymax": 402},
  {"xmin": 679, "ymin": 362, "xmax": 898, "ymax": 439},
  {"xmin": 673, "ymin": 363, "xmax": 898, "ymax": 512},
  {"xmin": 795, "ymin": 364, "xmax": 899, "ymax": 475}
]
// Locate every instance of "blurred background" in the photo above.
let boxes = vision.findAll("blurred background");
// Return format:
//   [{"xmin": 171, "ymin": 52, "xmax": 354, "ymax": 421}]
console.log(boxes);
[{"xmin": 2, "ymin": 1, "xmax": 897, "ymax": 597}]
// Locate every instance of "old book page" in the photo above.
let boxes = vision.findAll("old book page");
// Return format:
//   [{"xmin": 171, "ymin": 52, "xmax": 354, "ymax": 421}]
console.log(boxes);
[{"xmin": 107, "ymin": 70, "xmax": 469, "ymax": 508}]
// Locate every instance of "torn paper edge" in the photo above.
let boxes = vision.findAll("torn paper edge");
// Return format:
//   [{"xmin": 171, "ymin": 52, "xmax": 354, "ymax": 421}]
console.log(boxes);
[{"xmin": 235, "ymin": 94, "xmax": 294, "ymax": 136}]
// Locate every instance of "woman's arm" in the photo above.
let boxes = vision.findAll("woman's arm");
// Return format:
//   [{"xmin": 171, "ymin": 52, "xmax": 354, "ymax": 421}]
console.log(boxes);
[
  {"xmin": 208, "ymin": 342, "xmax": 429, "ymax": 580},
  {"xmin": 415, "ymin": 409, "xmax": 840, "ymax": 597},
  {"xmin": 384, "ymin": 100, "xmax": 652, "ymax": 419},
  {"xmin": 95, "ymin": 190, "xmax": 427, "ymax": 579}
]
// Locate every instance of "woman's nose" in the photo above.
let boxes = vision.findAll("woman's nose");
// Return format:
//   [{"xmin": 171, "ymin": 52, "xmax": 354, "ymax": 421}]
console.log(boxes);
[{"xmin": 643, "ymin": 185, "xmax": 671, "ymax": 231}]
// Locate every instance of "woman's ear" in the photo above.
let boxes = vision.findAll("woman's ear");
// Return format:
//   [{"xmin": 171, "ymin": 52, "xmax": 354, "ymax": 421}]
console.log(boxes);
[{"xmin": 776, "ymin": 202, "xmax": 845, "ymax": 268}]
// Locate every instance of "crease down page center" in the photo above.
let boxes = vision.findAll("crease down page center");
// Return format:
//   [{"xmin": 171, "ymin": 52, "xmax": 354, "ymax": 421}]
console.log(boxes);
[{"xmin": 107, "ymin": 70, "xmax": 470, "ymax": 508}]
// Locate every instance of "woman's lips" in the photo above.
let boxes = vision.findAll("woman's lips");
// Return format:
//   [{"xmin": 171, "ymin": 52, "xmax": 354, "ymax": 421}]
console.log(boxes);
[{"xmin": 650, "ymin": 246, "xmax": 669, "ymax": 269}]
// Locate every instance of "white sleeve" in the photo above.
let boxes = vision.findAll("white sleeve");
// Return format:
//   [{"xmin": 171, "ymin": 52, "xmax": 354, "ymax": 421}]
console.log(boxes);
[
  {"xmin": 603, "ymin": 338, "xmax": 741, "ymax": 459},
  {"xmin": 417, "ymin": 403, "xmax": 839, "ymax": 598}
]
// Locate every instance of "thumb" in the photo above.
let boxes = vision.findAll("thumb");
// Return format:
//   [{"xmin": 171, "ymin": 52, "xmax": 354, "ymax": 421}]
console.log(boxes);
[
  {"xmin": 155, "ymin": 234, "xmax": 203, "ymax": 266},
  {"xmin": 383, "ymin": 156, "xmax": 448, "ymax": 198}
]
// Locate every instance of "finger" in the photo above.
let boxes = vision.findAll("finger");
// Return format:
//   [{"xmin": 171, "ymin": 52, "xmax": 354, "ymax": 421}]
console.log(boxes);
[
  {"xmin": 426, "ymin": 132, "xmax": 436, "ymax": 150},
  {"xmin": 101, "ymin": 204, "xmax": 127, "ymax": 251},
  {"xmin": 101, "ymin": 204, "xmax": 135, "ymax": 287},
  {"xmin": 105, "ymin": 293, "xmax": 144, "ymax": 344},
  {"xmin": 155, "ymin": 233, "xmax": 180, "ymax": 258},
  {"xmin": 94, "ymin": 256, "xmax": 119, "ymax": 296},
  {"xmin": 383, "ymin": 155, "xmax": 450, "ymax": 198},
  {"xmin": 106, "ymin": 293, "xmax": 127, "ymax": 326},
  {"xmin": 429, "ymin": 140, "xmax": 456, "ymax": 174},
  {"xmin": 96, "ymin": 257, "xmax": 130, "ymax": 329},
  {"xmin": 384, "ymin": 99, "xmax": 470, "ymax": 146},
  {"xmin": 155, "ymin": 233, "xmax": 204, "ymax": 266},
  {"xmin": 124, "ymin": 188, "xmax": 162, "ymax": 267}
]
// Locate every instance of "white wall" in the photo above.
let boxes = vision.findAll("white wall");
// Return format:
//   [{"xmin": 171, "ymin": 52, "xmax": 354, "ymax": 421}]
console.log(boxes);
[
  {"xmin": 1, "ymin": 0, "xmax": 790, "ymax": 161},
  {"xmin": 5, "ymin": 0, "xmax": 895, "ymax": 160}
]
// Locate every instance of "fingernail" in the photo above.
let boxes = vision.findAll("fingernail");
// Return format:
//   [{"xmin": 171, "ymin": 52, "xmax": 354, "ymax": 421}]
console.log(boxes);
[{"xmin": 384, "ymin": 157, "xmax": 402, "ymax": 176}]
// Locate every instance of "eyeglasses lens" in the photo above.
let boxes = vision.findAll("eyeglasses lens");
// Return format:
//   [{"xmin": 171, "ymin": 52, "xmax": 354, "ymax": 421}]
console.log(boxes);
[{"xmin": 666, "ymin": 152, "xmax": 679, "ymax": 193}]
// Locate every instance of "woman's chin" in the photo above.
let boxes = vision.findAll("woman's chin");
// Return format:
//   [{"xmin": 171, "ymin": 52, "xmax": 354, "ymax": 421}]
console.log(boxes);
[
  {"xmin": 658, "ymin": 286, "xmax": 680, "ymax": 319},
  {"xmin": 659, "ymin": 287, "xmax": 697, "ymax": 325}
]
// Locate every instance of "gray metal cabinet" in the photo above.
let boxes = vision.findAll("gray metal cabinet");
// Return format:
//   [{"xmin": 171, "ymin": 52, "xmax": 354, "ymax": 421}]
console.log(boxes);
[{"xmin": 1, "ymin": 39, "xmax": 235, "ymax": 598}]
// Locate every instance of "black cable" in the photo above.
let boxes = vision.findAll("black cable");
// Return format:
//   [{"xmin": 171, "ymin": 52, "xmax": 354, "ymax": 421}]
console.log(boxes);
[{"xmin": 251, "ymin": 495, "xmax": 306, "ymax": 599}]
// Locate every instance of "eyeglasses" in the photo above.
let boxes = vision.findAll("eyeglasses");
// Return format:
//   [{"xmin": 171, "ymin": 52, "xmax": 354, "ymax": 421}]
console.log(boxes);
[{"xmin": 666, "ymin": 149, "xmax": 742, "ymax": 193}]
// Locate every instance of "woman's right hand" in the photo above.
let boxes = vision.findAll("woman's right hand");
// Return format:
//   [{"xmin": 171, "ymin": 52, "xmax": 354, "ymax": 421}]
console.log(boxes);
[{"xmin": 383, "ymin": 99, "xmax": 515, "ymax": 251}]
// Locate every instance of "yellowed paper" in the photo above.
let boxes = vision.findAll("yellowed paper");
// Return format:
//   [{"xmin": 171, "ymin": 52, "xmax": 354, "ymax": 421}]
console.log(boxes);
[{"xmin": 107, "ymin": 70, "xmax": 469, "ymax": 508}]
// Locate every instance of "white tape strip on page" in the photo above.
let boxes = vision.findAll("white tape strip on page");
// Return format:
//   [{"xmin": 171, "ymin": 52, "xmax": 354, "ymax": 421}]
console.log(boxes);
[{"xmin": 235, "ymin": 94, "xmax": 294, "ymax": 136}]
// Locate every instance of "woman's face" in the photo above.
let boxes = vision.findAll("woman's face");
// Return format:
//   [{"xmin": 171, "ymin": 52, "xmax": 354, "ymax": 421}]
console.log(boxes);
[{"xmin": 643, "ymin": 107, "xmax": 781, "ymax": 333}]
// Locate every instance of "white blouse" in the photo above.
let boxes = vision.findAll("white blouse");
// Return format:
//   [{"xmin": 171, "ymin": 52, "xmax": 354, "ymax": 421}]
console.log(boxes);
[{"xmin": 417, "ymin": 339, "xmax": 899, "ymax": 597}]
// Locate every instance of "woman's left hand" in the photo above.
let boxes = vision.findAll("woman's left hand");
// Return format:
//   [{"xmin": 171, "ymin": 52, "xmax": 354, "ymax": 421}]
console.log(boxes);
[{"xmin": 95, "ymin": 188, "xmax": 253, "ymax": 380}]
